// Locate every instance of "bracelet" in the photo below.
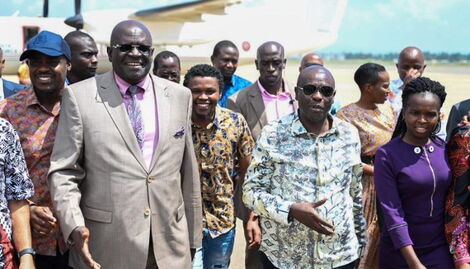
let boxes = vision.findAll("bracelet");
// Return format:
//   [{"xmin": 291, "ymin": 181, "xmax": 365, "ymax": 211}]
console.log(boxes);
[{"xmin": 18, "ymin": 248, "xmax": 36, "ymax": 258}]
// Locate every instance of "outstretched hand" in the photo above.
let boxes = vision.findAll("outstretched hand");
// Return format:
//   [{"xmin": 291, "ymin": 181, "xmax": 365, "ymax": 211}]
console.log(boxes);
[
  {"xmin": 289, "ymin": 199, "xmax": 335, "ymax": 235},
  {"xmin": 70, "ymin": 226, "xmax": 101, "ymax": 269}
]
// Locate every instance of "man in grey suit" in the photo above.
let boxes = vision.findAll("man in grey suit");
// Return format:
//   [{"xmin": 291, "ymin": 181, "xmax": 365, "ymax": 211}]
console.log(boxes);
[
  {"xmin": 227, "ymin": 41, "xmax": 296, "ymax": 269},
  {"xmin": 48, "ymin": 20, "xmax": 202, "ymax": 269},
  {"xmin": 0, "ymin": 47, "xmax": 26, "ymax": 100}
]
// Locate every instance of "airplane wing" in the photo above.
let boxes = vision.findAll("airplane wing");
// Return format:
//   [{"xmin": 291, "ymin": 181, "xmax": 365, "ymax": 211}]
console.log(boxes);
[{"xmin": 132, "ymin": 0, "xmax": 241, "ymax": 22}]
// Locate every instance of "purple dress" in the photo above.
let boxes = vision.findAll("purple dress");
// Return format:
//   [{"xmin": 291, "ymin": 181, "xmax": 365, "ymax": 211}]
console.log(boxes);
[{"xmin": 374, "ymin": 137, "xmax": 454, "ymax": 268}]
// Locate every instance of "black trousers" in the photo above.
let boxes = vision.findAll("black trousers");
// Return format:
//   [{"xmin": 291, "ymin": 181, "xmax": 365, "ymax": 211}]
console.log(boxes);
[
  {"xmin": 35, "ymin": 250, "xmax": 72, "ymax": 269},
  {"xmin": 260, "ymin": 251, "xmax": 358, "ymax": 269}
]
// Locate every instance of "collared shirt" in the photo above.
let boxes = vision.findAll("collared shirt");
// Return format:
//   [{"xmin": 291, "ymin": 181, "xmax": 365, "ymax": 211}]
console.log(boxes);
[
  {"xmin": 243, "ymin": 112, "xmax": 366, "ymax": 269},
  {"xmin": 218, "ymin": 74, "xmax": 251, "ymax": 108},
  {"xmin": 115, "ymin": 73, "xmax": 158, "ymax": 168},
  {"xmin": 388, "ymin": 78, "xmax": 404, "ymax": 114},
  {"xmin": 192, "ymin": 106, "xmax": 254, "ymax": 238},
  {"xmin": 0, "ymin": 87, "xmax": 63, "ymax": 256},
  {"xmin": 258, "ymin": 80, "xmax": 295, "ymax": 123},
  {"xmin": 0, "ymin": 118, "xmax": 34, "ymax": 267}
]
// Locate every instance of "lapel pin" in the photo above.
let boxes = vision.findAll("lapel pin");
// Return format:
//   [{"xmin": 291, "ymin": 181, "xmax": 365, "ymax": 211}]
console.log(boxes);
[{"xmin": 174, "ymin": 126, "xmax": 185, "ymax": 138}]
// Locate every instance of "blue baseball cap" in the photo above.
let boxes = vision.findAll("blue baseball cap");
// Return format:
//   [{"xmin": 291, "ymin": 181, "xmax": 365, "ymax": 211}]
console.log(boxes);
[{"xmin": 19, "ymin": 30, "xmax": 71, "ymax": 61}]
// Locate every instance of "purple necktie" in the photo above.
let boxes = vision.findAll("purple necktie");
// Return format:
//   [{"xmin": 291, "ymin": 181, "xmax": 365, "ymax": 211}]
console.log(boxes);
[{"xmin": 125, "ymin": 85, "xmax": 145, "ymax": 150}]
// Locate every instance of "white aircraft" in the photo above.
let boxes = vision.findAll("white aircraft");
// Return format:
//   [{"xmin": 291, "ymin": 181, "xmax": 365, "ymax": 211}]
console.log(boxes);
[{"xmin": 0, "ymin": 0, "xmax": 348, "ymax": 74}]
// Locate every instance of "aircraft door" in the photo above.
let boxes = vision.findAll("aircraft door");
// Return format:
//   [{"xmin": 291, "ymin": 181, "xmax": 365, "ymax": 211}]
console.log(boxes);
[{"xmin": 22, "ymin": 26, "xmax": 40, "ymax": 50}]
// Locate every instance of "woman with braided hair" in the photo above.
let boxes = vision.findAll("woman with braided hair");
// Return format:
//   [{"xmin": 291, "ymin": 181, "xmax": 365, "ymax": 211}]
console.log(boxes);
[{"xmin": 374, "ymin": 77, "xmax": 453, "ymax": 268}]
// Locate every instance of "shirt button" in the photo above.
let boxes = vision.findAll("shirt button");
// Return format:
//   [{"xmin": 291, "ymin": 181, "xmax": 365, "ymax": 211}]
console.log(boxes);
[
  {"xmin": 146, "ymin": 177, "xmax": 153, "ymax": 183},
  {"xmin": 144, "ymin": 208, "xmax": 151, "ymax": 216}
]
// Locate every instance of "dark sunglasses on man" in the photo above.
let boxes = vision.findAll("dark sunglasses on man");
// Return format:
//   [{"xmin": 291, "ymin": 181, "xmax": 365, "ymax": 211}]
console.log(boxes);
[
  {"xmin": 296, "ymin": 85, "xmax": 335, "ymax": 97},
  {"xmin": 112, "ymin": 44, "xmax": 152, "ymax": 54}
]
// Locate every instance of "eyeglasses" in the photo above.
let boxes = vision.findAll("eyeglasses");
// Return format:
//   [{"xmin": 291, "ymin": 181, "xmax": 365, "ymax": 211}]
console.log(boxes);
[
  {"xmin": 112, "ymin": 44, "xmax": 152, "ymax": 54},
  {"xmin": 296, "ymin": 85, "xmax": 335, "ymax": 97}
]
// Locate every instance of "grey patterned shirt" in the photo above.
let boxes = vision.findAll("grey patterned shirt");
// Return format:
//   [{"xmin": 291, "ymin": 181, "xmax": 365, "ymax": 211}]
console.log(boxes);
[{"xmin": 243, "ymin": 113, "xmax": 366, "ymax": 269}]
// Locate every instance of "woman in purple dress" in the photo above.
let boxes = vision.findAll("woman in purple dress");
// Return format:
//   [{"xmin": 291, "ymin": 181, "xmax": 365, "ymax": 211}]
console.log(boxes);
[{"xmin": 374, "ymin": 77, "xmax": 454, "ymax": 269}]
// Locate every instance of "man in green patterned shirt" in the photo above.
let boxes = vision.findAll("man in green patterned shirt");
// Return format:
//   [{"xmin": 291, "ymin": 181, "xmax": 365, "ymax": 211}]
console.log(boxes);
[
  {"xmin": 184, "ymin": 64, "xmax": 255, "ymax": 269},
  {"xmin": 243, "ymin": 66, "xmax": 366, "ymax": 269}
]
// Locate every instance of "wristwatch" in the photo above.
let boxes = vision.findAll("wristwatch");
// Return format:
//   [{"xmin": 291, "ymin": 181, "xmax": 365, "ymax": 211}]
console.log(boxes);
[{"xmin": 18, "ymin": 248, "xmax": 36, "ymax": 258}]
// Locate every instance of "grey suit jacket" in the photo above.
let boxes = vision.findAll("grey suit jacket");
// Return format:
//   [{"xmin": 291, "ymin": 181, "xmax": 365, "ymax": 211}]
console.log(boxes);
[
  {"xmin": 227, "ymin": 80, "xmax": 297, "ymax": 141},
  {"xmin": 48, "ymin": 72, "xmax": 202, "ymax": 269}
]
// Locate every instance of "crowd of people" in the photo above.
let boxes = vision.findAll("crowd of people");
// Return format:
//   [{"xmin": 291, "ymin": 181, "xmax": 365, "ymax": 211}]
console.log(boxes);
[{"xmin": 0, "ymin": 19, "xmax": 468, "ymax": 269}]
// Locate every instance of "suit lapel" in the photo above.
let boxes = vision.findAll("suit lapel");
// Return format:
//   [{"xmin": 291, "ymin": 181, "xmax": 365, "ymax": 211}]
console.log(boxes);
[
  {"xmin": 149, "ymin": 76, "xmax": 170, "ymax": 172},
  {"xmin": 97, "ymin": 72, "xmax": 147, "ymax": 172},
  {"xmin": 285, "ymin": 81, "xmax": 298, "ymax": 111},
  {"xmin": 248, "ymin": 84, "xmax": 268, "ymax": 128}
]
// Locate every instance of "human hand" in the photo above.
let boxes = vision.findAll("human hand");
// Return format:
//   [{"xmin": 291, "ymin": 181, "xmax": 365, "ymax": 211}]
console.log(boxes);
[
  {"xmin": 19, "ymin": 254, "xmax": 35, "ymax": 269},
  {"xmin": 71, "ymin": 226, "xmax": 101, "ymax": 269},
  {"xmin": 30, "ymin": 206, "xmax": 56, "ymax": 235},
  {"xmin": 289, "ymin": 199, "xmax": 334, "ymax": 235},
  {"xmin": 244, "ymin": 214, "xmax": 261, "ymax": 249},
  {"xmin": 456, "ymin": 263, "xmax": 470, "ymax": 269},
  {"xmin": 403, "ymin": 69, "xmax": 421, "ymax": 85},
  {"xmin": 409, "ymin": 263, "xmax": 427, "ymax": 269},
  {"xmin": 459, "ymin": 112, "xmax": 470, "ymax": 126}
]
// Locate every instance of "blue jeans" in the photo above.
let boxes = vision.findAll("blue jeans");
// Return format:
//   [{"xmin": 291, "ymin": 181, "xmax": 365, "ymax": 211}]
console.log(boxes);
[{"xmin": 192, "ymin": 228, "xmax": 235, "ymax": 269}]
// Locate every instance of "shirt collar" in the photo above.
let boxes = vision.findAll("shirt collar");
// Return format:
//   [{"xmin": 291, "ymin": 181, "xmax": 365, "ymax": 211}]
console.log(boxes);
[
  {"xmin": 290, "ymin": 111, "xmax": 339, "ymax": 137},
  {"xmin": 25, "ymin": 86, "xmax": 61, "ymax": 116},
  {"xmin": 225, "ymin": 75, "xmax": 235, "ymax": 88},
  {"xmin": 257, "ymin": 79, "xmax": 290, "ymax": 98},
  {"xmin": 192, "ymin": 105, "xmax": 222, "ymax": 130},
  {"xmin": 114, "ymin": 72, "xmax": 150, "ymax": 96}
]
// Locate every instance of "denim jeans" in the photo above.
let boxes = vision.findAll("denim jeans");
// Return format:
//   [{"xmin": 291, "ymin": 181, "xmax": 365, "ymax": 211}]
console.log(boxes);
[{"xmin": 192, "ymin": 228, "xmax": 236, "ymax": 269}]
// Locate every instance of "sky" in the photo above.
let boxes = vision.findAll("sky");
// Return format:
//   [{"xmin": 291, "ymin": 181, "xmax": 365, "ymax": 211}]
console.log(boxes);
[{"xmin": 1, "ymin": 0, "xmax": 469, "ymax": 53}]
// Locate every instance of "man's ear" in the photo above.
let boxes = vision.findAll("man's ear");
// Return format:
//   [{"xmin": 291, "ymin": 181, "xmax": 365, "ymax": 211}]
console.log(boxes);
[
  {"xmin": 294, "ymin": 86, "xmax": 300, "ymax": 101},
  {"xmin": 422, "ymin": 64, "xmax": 427, "ymax": 72},
  {"xmin": 255, "ymin": 59, "xmax": 259, "ymax": 71},
  {"xmin": 66, "ymin": 61, "xmax": 72, "ymax": 72},
  {"xmin": 282, "ymin": 58, "xmax": 287, "ymax": 69},
  {"xmin": 106, "ymin": 47, "xmax": 112, "ymax": 62},
  {"xmin": 210, "ymin": 55, "xmax": 215, "ymax": 65}
]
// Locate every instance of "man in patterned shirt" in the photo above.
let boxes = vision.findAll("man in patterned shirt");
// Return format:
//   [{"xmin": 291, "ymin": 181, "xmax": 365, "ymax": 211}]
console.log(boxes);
[
  {"xmin": 243, "ymin": 65, "xmax": 366, "ymax": 269},
  {"xmin": 0, "ymin": 31, "xmax": 72, "ymax": 268},
  {"xmin": 183, "ymin": 64, "xmax": 254, "ymax": 269}
]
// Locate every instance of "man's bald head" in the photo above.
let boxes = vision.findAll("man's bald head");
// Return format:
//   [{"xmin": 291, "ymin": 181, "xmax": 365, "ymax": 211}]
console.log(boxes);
[
  {"xmin": 256, "ymin": 41, "xmax": 284, "ymax": 60},
  {"xmin": 396, "ymin": 46, "xmax": 426, "ymax": 82},
  {"xmin": 255, "ymin": 41, "xmax": 286, "ymax": 92},
  {"xmin": 107, "ymin": 20, "xmax": 154, "ymax": 85},
  {"xmin": 297, "ymin": 65, "xmax": 335, "ymax": 88},
  {"xmin": 398, "ymin": 46, "xmax": 424, "ymax": 64},
  {"xmin": 299, "ymin": 52, "xmax": 324, "ymax": 72},
  {"xmin": 110, "ymin": 20, "xmax": 152, "ymax": 45},
  {"xmin": 64, "ymin": 31, "xmax": 98, "ymax": 83},
  {"xmin": 296, "ymin": 65, "xmax": 336, "ymax": 125}
]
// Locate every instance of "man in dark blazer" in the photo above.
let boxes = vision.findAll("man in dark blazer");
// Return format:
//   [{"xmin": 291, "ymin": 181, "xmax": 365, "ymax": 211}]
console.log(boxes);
[
  {"xmin": 0, "ymin": 47, "xmax": 26, "ymax": 99},
  {"xmin": 227, "ymin": 41, "xmax": 297, "ymax": 269},
  {"xmin": 446, "ymin": 99, "xmax": 470, "ymax": 140}
]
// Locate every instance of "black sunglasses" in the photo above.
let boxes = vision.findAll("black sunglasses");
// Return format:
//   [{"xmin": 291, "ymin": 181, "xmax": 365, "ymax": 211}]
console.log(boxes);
[
  {"xmin": 112, "ymin": 44, "xmax": 152, "ymax": 53},
  {"xmin": 296, "ymin": 85, "xmax": 335, "ymax": 97}
]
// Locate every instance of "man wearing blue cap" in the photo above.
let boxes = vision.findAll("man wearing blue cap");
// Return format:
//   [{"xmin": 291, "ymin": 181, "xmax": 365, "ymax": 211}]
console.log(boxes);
[{"xmin": 0, "ymin": 30, "xmax": 72, "ymax": 269}]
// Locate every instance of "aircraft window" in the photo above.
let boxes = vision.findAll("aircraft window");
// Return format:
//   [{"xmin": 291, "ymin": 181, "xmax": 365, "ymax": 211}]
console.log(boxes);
[{"xmin": 23, "ymin": 26, "xmax": 40, "ymax": 49}]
